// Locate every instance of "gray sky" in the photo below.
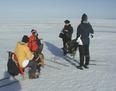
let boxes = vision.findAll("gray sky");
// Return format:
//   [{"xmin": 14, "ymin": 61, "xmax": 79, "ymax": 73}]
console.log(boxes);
[{"xmin": 0, "ymin": 0, "xmax": 116, "ymax": 22}]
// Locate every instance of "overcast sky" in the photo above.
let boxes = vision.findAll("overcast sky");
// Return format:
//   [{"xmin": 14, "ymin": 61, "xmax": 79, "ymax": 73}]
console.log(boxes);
[{"xmin": 0, "ymin": 0, "xmax": 116, "ymax": 22}]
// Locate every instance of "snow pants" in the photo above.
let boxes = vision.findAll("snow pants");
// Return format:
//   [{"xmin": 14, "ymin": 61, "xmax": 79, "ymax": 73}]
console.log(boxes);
[{"xmin": 79, "ymin": 45, "xmax": 90, "ymax": 66}]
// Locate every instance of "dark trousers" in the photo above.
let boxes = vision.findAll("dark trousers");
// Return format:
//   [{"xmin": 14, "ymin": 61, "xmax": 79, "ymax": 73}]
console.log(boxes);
[
  {"xmin": 79, "ymin": 45, "xmax": 90, "ymax": 66},
  {"xmin": 62, "ymin": 39, "xmax": 67, "ymax": 49},
  {"xmin": 27, "ymin": 60, "xmax": 37, "ymax": 73},
  {"xmin": 62, "ymin": 38, "xmax": 71, "ymax": 48},
  {"xmin": 62, "ymin": 39, "xmax": 70, "ymax": 55},
  {"xmin": 29, "ymin": 53, "xmax": 43, "ymax": 74}
]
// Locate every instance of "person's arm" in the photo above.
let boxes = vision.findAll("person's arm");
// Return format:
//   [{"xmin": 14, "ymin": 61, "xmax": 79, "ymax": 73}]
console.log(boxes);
[
  {"xmin": 89, "ymin": 23, "xmax": 94, "ymax": 34},
  {"xmin": 76, "ymin": 24, "xmax": 81, "ymax": 40},
  {"xmin": 69, "ymin": 26, "xmax": 73, "ymax": 34},
  {"xmin": 89, "ymin": 23, "xmax": 94, "ymax": 38},
  {"xmin": 26, "ymin": 46, "xmax": 34, "ymax": 61},
  {"xmin": 63, "ymin": 25, "xmax": 69, "ymax": 33},
  {"xmin": 28, "ymin": 37, "xmax": 32, "ymax": 50}
]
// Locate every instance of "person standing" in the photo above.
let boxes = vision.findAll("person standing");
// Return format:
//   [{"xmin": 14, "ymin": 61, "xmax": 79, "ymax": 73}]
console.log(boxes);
[
  {"xmin": 76, "ymin": 13, "xmax": 94, "ymax": 70},
  {"xmin": 59, "ymin": 20, "xmax": 73, "ymax": 55}
]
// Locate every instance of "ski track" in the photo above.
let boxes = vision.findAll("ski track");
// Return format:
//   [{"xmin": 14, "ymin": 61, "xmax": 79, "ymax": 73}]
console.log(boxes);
[{"xmin": 0, "ymin": 22, "xmax": 116, "ymax": 91}]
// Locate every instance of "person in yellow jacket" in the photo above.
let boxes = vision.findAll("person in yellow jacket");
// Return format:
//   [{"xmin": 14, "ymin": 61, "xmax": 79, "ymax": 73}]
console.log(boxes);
[{"xmin": 15, "ymin": 35, "xmax": 38, "ymax": 79}]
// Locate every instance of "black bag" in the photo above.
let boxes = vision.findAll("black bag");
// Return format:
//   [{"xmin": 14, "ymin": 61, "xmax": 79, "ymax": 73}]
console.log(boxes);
[
  {"xmin": 7, "ymin": 51, "xmax": 19, "ymax": 76},
  {"xmin": 59, "ymin": 32, "xmax": 64, "ymax": 38}
]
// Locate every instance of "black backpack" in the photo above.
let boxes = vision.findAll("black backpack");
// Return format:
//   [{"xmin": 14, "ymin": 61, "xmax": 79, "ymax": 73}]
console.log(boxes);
[{"xmin": 7, "ymin": 51, "xmax": 19, "ymax": 76}]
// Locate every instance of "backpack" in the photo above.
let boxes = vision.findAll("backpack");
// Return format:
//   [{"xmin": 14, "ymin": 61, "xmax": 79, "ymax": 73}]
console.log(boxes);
[{"xmin": 7, "ymin": 51, "xmax": 19, "ymax": 76}]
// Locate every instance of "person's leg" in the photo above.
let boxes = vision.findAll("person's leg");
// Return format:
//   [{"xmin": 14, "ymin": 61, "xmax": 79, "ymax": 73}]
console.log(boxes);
[
  {"xmin": 62, "ymin": 39, "xmax": 65, "ymax": 49},
  {"xmin": 36, "ymin": 64, "xmax": 41, "ymax": 73},
  {"xmin": 27, "ymin": 60, "xmax": 37, "ymax": 79},
  {"xmin": 84, "ymin": 45, "xmax": 90, "ymax": 68},
  {"xmin": 62, "ymin": 39, "xmax": 68, "ymax": 55},
  {"xmin": 79, "ymin": 45, "xmax": 85, "ymax": 67}
]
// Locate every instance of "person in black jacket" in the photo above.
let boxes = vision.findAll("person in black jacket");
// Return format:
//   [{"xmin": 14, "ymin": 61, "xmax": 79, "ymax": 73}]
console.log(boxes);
[
  {"xmin": 76, "ymin": 13, "xmax": 94, "ymax": 70},
  {"xmin": 60, "ymin": 20, "xmax": 73, "ymax": 55}
]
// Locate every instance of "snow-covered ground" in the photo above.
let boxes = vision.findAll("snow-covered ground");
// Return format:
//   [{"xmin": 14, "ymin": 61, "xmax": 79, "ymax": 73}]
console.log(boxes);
[{"xmin": 0, "ymin": 19, "xmax": 116, "ymax": 91}]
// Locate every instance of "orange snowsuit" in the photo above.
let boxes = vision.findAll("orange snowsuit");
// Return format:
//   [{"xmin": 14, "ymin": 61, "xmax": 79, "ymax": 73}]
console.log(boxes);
[{"xmin": 28, "ymin": 33, "xmax": 39, "ymax": 52}]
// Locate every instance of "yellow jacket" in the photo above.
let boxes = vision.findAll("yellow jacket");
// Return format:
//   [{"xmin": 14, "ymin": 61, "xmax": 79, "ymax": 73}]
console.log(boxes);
[{"xmin": 15, "ymin": 42, "xmax": 33, "ymax": 68}]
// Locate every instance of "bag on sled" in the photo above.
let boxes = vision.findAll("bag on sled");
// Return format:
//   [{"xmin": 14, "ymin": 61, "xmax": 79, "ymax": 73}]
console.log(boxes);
[{"xmin": 7, "ymin": 51, "xmax": 19, "ymax": 76}]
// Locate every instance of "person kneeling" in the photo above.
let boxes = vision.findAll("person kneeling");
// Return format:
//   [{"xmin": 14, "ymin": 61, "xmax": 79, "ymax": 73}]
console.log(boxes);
[{"xmin": 15, "ymin": 35, "xmax": 39, "ymax": 79}]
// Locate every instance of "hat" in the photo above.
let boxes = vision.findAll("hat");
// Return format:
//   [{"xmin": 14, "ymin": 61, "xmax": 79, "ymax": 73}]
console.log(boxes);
[
  {"xmin": 81, "ymin": 13, "xmax": 88, "ymax": 20},
  {"xmin": 22, "ymin": 35, "xmax": 29, "ymax": 43},
  {"xmin": 64, "ymin": 20, "xmax": 70, "ymax": 24}
]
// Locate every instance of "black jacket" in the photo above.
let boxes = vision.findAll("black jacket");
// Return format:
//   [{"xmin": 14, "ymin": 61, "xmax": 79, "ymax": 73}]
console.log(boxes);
[
  {"xmin": 76, "ymin": 22, "xmax": 94, "ymax": 45},
  {"xmin": 62, "ymin": 24, "xmax": 73, "ymax": 41}
]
